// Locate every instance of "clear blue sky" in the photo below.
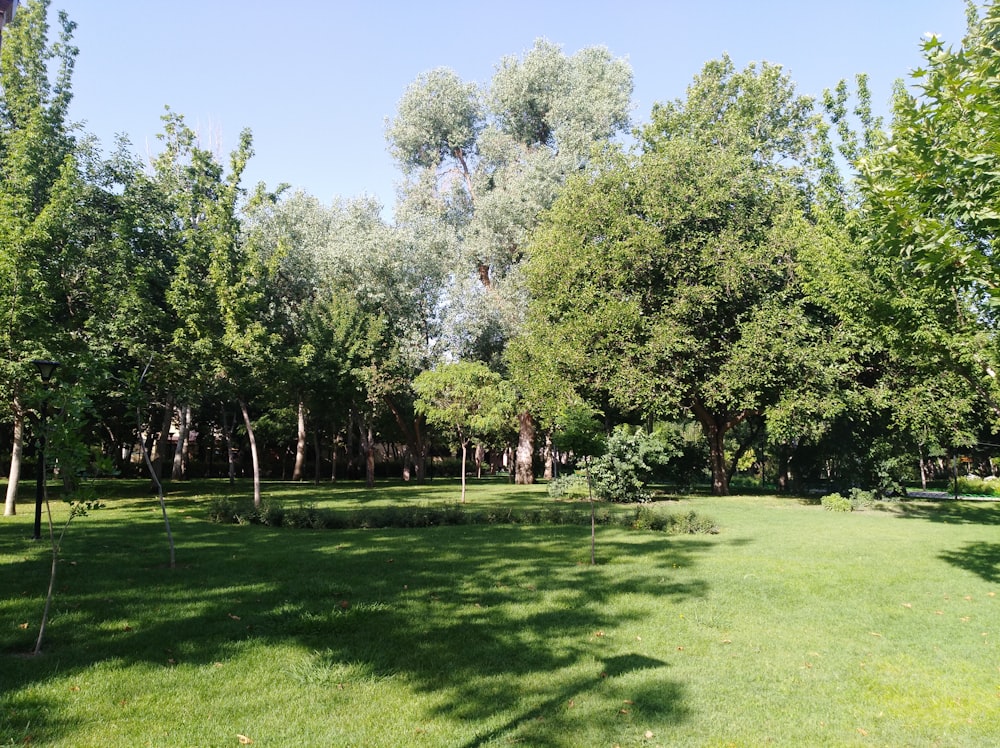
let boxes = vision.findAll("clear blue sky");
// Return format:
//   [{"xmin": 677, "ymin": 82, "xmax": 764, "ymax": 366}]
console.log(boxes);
[{"xmin": 59, "ymin": 1, "xmax": 970, "ymax": 212}]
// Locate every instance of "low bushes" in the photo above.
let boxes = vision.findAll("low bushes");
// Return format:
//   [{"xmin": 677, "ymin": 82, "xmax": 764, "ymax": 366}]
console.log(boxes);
[
  {"xmin": 820, "ymin": 488, "xmax": 879, "ymax": 512},
  {"xmin": 207, "ymin": 496, "xmax": 717, "ymax": 535},
  {"xmin": 546, "ymin": 474, "xmax": 590, "ymax": 499},
  {"xmin": 955, "ymin": 475, "xmax": 1000, "ymax": 497}
]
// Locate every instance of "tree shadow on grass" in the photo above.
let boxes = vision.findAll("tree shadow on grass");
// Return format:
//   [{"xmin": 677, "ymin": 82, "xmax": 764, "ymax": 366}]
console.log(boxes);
[
  {"xmin": 457, "ymin": 653, "xmax": 682, "ymax": 748},
  {"xmin": 0, "ymin": 513, "xmax": 711, "ymax": 745},
  {"xmin": 939, "ymin": 542, "xmax": 1000, "ymax": 583},
  {"xmin": 883, "ymin": 500, "xmax": 1000, "ymax": 526}
]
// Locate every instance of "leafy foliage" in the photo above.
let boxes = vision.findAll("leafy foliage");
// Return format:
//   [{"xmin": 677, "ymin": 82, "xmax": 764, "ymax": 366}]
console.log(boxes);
[
  {"xmin": 206, "ymin": 494, "xmax": 718, "ymax": 536},
  {"xmin": 589, "ymin": 426, "xmax": 676, "ymax": 503},
  {"xmin": 861, "ymin": 6, "xmax": 1000, "ymax": 296}
]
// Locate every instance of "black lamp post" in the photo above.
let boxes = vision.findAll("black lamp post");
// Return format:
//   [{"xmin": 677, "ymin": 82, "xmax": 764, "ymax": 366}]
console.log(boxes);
[{"xmin": 32, "ymin": 359, "xmax": 59, "ymax": 540}]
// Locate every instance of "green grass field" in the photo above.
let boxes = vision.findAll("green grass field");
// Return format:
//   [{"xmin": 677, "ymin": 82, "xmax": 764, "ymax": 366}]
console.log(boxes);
[{"xmin": 2, "ymin": 479, "xmax": 999, "ymax": 746}]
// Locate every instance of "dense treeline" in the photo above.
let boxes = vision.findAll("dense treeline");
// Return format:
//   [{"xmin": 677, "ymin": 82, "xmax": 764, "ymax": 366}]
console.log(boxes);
[{"xmin": 2, "ymin": 0, "xmax": 999, "ymax": 510}]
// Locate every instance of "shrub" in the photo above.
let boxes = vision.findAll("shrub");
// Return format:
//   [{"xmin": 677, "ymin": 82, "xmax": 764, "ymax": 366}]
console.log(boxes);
[
  {"xmin": 205, "ymin": 497, "xmax": 719, "ymax": 536},
  {"xmin": 956, "ymin": 475, "xmax": 1000, "ymax": 497},
  {"xmin": 848, "ymin": 488, "xmax": 877, "ymax": 510},
  {"xmin": 256, "ymin": 502, "xmax": 286, "ymax": 526},
  {"xmin": 207, "ymin": 496, "xmax": 239, "ymax": 524},
  {"xmin": 591, "ymin": 426, "xmax": 676, "ymax": 502},
  {"xmin": 629, "ymin": 506, "xmax": 718, "ymax": 534},
  {"xmin": 285, "ymin": 505, "xmax": 325, "ymax": 529},
  {"xmin": 547, "ymin": 474, "xmax": 590, "ymax": 499},
  {"xmin": 821, "ymin": 493, "xmax": 852, "ymax": 512}
]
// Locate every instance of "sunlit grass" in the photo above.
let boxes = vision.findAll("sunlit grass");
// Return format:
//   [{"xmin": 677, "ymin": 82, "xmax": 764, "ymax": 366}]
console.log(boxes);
[{"xmin": 2, "ymin": 480, "xmax": 999, "ymax": 745}]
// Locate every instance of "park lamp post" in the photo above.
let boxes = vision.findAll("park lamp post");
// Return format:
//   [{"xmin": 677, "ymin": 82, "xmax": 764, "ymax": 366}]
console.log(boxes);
[{"xmin": 31, "ymin": 359, "xmax": 59, "ymax": 540}]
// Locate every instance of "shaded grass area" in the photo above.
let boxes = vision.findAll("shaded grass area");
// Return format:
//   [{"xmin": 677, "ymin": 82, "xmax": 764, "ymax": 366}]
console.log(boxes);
[{"xmin": 1, "ymin": 480, "xmax": 1000, "ymax": 745}]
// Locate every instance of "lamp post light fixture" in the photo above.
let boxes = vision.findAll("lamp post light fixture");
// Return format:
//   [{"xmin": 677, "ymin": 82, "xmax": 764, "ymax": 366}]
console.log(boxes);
[{"xmin": 31, "ymin": 359, "xmax": 59, "ymax": 540}]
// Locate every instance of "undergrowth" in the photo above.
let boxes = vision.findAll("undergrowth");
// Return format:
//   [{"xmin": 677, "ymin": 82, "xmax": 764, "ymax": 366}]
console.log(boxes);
[{"xmin": 207, "ymin": 496, "xmax": 718, "ymax": 535}]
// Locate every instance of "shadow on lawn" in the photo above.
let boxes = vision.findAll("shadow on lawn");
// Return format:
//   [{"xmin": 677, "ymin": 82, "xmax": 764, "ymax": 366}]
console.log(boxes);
[
  {"xmin": 939, "ymin": 542, "xmax": 1000, "ymax": 583},
  {"xmin": 885, "ymin": 500, "xmax": 1000, "ymax": 526},
  {"xmin": 0, "ymin": 506, "xmax": 711, "ymax": 744}
]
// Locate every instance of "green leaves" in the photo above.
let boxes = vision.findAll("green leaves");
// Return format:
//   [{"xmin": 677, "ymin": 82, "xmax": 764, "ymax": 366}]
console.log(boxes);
[
  {"xmin": 413, "ymin": 361, "xmax": 515, "ymax": 447},
  {"xmin": 862, "ymin": 5, "xmax": 1000, "ymax": 297}
]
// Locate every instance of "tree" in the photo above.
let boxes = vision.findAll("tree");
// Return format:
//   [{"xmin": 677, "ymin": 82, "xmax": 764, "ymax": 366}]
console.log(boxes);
[
  {"xmin": 822, "ymin": 13, "xmax": 1000, "ymax": 490},
  {"xmin": 413, "ymin": 361, "xmax": 515, "ymax": 503},
  {"xmin": 146, "ymin": 109, "xmax": 260, "ymax": 499},
  {"xmin": 313, "ymin": 195, "xmax": 451, "ymax": 485},
  {"xmin": 0, "ymin": 0, "xmax": 80, "ymax": 514},
  {"xmin": 551, "ymin": 402, "xmax": 605, "ymax": 564},
  {"xmin": 387, "ymin": 39, "xmax": 633, "ymax": 484},
  {"xmin": 860, "ymin": 4, "xmax": 1000, "ymax": 297},
  {"xmin": 522, "ymin": 58, "xmax": 843, "ymax": 495}
]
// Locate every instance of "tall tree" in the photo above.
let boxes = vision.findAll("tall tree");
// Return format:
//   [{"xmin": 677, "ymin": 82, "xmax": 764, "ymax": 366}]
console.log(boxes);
[
  {"xmin": 522, "ymin": 58, "xmax": 842, "ymax": 495},
  {"xmin": 0, "ymin": 0, "xmax": 80, "ymax": 514},
  {"xmin": 386, "ymin": 39, "xmax": 633, "ymax": 483},
  {"xmin": 147, "ymin": 110, "xmax": 258, "ymax": 497},
  {"xmin": 860, "ymin": 4, "xmax": 1000, "ymax": 297},
  {"xmin": 838, "ymin": 6, "xmax": 1000, "ymax": 486}
]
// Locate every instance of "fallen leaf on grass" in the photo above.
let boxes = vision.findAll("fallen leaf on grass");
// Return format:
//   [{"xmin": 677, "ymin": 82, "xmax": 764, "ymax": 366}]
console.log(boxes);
[
  {"xmin": 69, "ymin": 686, "xmax": 80, "ymax": 692},
  {"xmin": 18, "ymin": 622, "xmax": 28, "ymax": 630},
  {"xmin": 644, "ymin": 730, "xmax": 655, "ymax": 739},
  {"xmin": 227, "ymin": 613, "xmax": 241, "ymax": 621},
  {"xmin": 237, "ymin": 735, "xmax": 253, "ymax": 745},
  {"xmin": 869, "ymin": 632, "xmax": 882, "ymax": 638},
  {"xmin": 594, "ymin": 630, "xmax": 605, "ymax": 637},
  {"xmin": 902, "ymin": 603, "xmax": 912, "ymax": 609},
  {"xmin": 857, "ymin": 727, "xmax": 869, "ymax": 736}
]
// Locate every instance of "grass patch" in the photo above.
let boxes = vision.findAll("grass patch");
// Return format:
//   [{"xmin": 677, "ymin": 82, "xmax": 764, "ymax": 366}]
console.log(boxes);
[{"xmin": 1, "ymin": 480, "xmax": 999, "ymax": 745}]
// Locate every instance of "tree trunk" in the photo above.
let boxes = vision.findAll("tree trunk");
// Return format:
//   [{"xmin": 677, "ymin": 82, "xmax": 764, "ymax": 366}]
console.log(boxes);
[
  {"xmin": 4, "ymin": 401, "xmax": 23, "ymax": 516},
  {"xmin": 221, "ymin": 407, "xmax": 237, "ymax": 485},
  {"xmin": 151, "ymin": 396, "xmax": 173, "ymax": 483},
  {"xmin": 384, "ymin": 396, "xmax": 427, "ymax": 483},
  {"xmin": 171, "ymin": 404, "xmax": 191, "ymax": 480},
  {"xmin": 515, "ymin": 410, "xmax": 535, "ymax": 485},
  {"xmin": 705, "ymin": 423, "xmax": 729, "ymax": 496},
  {"xmin": 346, "ymin": 410, "xmax": 357, "ymax": 479},
  {"xmin": 364, "ymin": 423, "xmax": 375, "ymax": 489},
  {"xmin": 292, "ymin": 400, "xmax": 307, "ymax": 481},
  {"xmin": 460, "ymin": 439, "xmax": 468, "ymax": 503},
  {"xmin": 542, "ymin": 431, "xmax": 554, "ymax": 480},
  {"xmin": 313, "ymin": 427, "xmax": 322, "ymax": 484},
  {"xmin": 239, "ymin": 399, "xmax": 262, "ymax": 508},
  {"xmin": 690, "ymin": 398, "xmax": 733, "ymax": 496},
  {"xmin": 776, "ymin": 445, "xmax": 790, "ymax": 493},
  {"xmin": 475, "ymin": 443, "xmax": 485, "ymax": 479},
  {"xmin": 331, "ymin": 429, "xmax": 339, "ymax": 481}
]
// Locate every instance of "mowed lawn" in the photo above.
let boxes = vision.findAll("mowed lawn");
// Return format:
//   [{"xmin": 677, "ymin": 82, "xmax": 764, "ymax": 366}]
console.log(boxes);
[{"xmin": 2, "ymin": 479, "xmax": 999, "ymax": 746}]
